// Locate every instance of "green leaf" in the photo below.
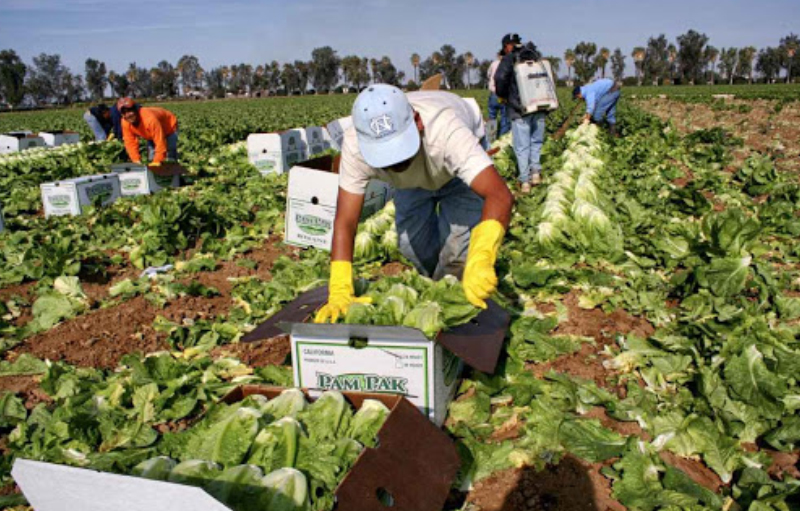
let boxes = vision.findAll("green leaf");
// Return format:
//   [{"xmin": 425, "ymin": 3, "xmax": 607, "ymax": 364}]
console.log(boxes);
[
  {"xmin": 559, "ymin": 418, "xmax": 627, "ymax": 462},
  {"xmin": 696, "ymin": 256, "xmax": 751, "ymax": 297},
  {"xmin": 724, "ymin": 345, "xmax": 786, "ymax": 417},
  {"xmin": 0, "ymin": 354, "xmax": 47, "ymax": 376}
]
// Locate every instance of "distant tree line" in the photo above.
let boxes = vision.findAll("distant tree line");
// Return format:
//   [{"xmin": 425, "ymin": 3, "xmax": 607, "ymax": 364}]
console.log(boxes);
[{"xmin": 0, "ymin": 30, "xmax": 798, "ymax": 108}]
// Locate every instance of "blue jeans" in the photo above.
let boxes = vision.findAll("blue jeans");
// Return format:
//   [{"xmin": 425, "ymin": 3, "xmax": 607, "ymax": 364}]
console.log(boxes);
[
  {"xmin": 83, "ymin": 111, "xmax": 107, "ymax": 141},
  {"xmin": 511, "ymin": 112, "xmax": 546, "ymax": 183},
  {"xmin": 147, "ymin": 131, "xmax": 179, "ymax": 161},
  {"xmin": 394, "ymin": 178, "xmax": 484, "ymax": 280},
  {"xmin": 592, "ymin": 90, "xmax": 620, "ymax": 125},
  {"xmin": 488, "ymin": 93, "xmax": 510, "ymax": 138}
]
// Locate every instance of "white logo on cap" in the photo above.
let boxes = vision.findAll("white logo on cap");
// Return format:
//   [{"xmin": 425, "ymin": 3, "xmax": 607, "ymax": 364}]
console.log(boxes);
[{"xmin": 370, "ymin": 114, "xmax": 395, "ymax": 138}]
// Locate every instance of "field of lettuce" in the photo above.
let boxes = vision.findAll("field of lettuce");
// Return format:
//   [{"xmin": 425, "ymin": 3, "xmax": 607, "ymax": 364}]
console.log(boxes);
[{"xmin": 0, "ymin": 85, "xmax": 799, "ymax": 511}]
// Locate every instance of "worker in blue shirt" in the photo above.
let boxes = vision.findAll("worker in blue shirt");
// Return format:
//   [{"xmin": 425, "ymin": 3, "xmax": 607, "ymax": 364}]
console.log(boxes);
[
  {"xmin": 83, "ymin": 103, "xmax": 123, "ymax": 141},
  {"xmin": 572, "ymin": 78, "xmax": 621, "ymax": 136}
]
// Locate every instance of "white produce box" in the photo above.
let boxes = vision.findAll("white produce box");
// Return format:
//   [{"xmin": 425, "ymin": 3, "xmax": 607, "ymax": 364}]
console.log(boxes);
[
  {"xmin": 246, "ymin": 130, "xmax": 306, "ymax": 175},
  {"xmin": 39, "ymin": 130, "xmax": 81, "ymax": 147},
  {"xmin": 111, "ymin": 163, "xmax": 180, "ymax": 196},
  {"xmin": 284, "ymin": 159, "xmax": 391, "ymax": 250},
  {"xmin": 286, "ymin": 323, "xmax": 461, "ymax": 425},
  {"xmin": 304, "ymin": 126, "xmax": 329, "ymax": 156},
  {"xmin": 0, "ymin": 133, "xmax": 46, "ymax": 154},
  {"xmin": 12, "ymin": 459, "xmax": 231, "ymax": 511},
  {"xmin": 41, "ymin": 174, "xmax": 121, "ymax": 217},
  {"xmin": 325, "ymin": 116, "xmax": 352, "ymax": 150}
]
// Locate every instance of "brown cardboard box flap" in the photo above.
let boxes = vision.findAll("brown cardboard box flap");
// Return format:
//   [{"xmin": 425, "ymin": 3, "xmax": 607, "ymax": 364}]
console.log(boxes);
[
  {"xmin": 241, "ymin": 286, "xmax": 508, "ymax": 374},
  {"xmin": 148, "ymin": 162, "xmax": 188, "ymax": 176},
  {"xmin": 224, "ymin": 385, "xmax": 460, "ymax": 511}
]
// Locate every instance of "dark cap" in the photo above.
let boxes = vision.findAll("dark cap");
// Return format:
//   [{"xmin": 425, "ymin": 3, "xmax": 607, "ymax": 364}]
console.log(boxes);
[
  {"xmin": 501, "ymin": 33, "xmax": 522, "ymax": 47},
  {"xmin": 572, "ymin": 85, "xmax": 582, "ymax": 99}
]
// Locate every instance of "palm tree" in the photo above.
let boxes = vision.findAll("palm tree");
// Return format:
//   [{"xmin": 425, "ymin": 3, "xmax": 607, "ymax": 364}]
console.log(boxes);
[
  {"xmin": 598, "ymin": 47, "xmax": 610, "ymax": 78},
  {"xmin": 632, "ymin": 47, "xmax": 646, "ymax": 85},
  {"xmin": 369, "ymin": 58, "xmax": 378, "ymax": 84},
  {"xmin": 411, "ymin": 53, "xmax": 420, "ymax": 84},
  {"xmin": 464, "ymin": 51, "xmax": 474, "ymax": 89},
  {"xmin": 667, "ymin": 43, "xmax": 677, "ymax": 84},
  {"xmin": 564, "ymin": 49, "xmax": 575, "ymax": 84},
  {"xmin": 704, "ymin": 46, "xmax": 719, "ymax": 84}
]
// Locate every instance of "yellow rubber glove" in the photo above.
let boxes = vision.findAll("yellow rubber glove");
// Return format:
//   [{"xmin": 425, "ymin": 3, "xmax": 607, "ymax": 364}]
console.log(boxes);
[
  {"xmin": 149, "ymin": 161, "xmax": 161, "ymax": 167},
  {"xmin": 314, "ymin": 261, "xmax": 372, "ymax": 323},
  {"xmin": 106, "ymin": 132, "xmax": 116, "ymax": 141},
  {"xmin": 463, "ymin": 220, "xmax": 505, "ymax": 309}
]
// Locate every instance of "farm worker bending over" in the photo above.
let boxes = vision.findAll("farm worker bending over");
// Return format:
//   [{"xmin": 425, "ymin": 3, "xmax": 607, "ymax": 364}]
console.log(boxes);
[
  {"xmin": 315, "ymin": 84, "xmax": 514, "ymax": 323},
  {"xmin": 83, "ymin": 103, "xmax": 122, "ymax": 141},
  {"xmin": 117, "ymin": 97, "xmax": 179, "ymax": 165},
  {"xmin": 573, "ymin": 78, "xmax": 622, "ymax": 136}
]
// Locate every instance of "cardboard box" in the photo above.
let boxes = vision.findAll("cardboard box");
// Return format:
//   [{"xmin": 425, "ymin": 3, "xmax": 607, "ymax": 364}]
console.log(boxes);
[
  {"xmin": 242, "ymin": 287, "xmax": 509, "ymax": 426},
  {"xmin": 246, "ymin": 130, "xmax": 306, "ymax": 175},
  {"xmin": 39, "ymin": 130, "xmax": 80, "ymax": 147},
  {"xmin": 111, "ymin": 163, "xmax": 182, "ymax": 196},
  {"xmin": 41, "ymin": 174, "xmax": 122, "ymax": 217},
  {"xmin": 0, "ymin": 132, "xmax": 46, "ymax": 154},
  {"xmin": 325, "ymin": 116, "xmax": 353, "ymax": 150},
  {"xmin": 284, "ymin": 156, "xmax": 391, "ymax": 250},
  {"xmin": 12, "ymin": 386, "xmax": 460, "ymax": 511}
]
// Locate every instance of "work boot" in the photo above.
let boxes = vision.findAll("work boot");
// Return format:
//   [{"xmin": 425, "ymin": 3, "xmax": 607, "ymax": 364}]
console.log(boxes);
[
  {"xmin": 608, "ymin": 124, "xmax": 619, "ymax": 138},
  {"xmin": 530, "ymin": 174, "xmax": 542, "ymax": 186}
]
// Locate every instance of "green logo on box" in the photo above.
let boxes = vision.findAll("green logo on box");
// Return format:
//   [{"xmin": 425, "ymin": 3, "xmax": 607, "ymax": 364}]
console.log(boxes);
[
  {"xmin": 86, "ymin": 183, "xmax": 113, "ymax": 203},
  {"xmin": 121, "ymin": 178, "xmax": 141, "ymax": 191},
  {"xmin": 317, "ymin": 373, "xmax": 409, "ymax": 394},
  {"xmin": 296, "ymin": 213, "xmax": 331, "ymax": 236},
  {"xmin": 48, "ymin": 195, "xmax": 71, "ymax": 208}
]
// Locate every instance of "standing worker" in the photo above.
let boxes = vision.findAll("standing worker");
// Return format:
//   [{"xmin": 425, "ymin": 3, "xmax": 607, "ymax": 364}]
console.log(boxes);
[
  {"xmin": 573, "ymin": 78, "xmax": 621, "ymax": 136},
  {"xmin": 83, "ymin": 103, "xmax": 122, "ymax": 142},
  {"xmin": 487, "ymin": 50, "xmax": 510, "ymax": 142},
  {"xmin": 314, "ymin": 84, "xmax": 514, "ymax": 322},
  {"xmin": 494, "ymin": 34, "xmax": 547, "ymax": 193},
  {"xmin": 117, "ymin": 97, "xmax": 179, "ymax": 165}
]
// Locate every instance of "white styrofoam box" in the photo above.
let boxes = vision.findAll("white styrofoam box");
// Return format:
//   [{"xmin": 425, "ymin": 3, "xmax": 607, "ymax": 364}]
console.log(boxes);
[
  {"xmin": 325, "ymin": 116, "xmax": 353, "ymax": 151},
  {"xmin": 246, "ymin": 130, "xmax": 306, "ymax": 175},
  {"xmin": 41, "ymin": 174, "xmax": 122, "ymax": 217},
  {"xmin": 12, "ymin": 459, "xmax": 231, "ymax": 511},
  {"xmin": 289, "ymin": 323, "xmax": 461, "ymax": 425},
  {"xmin": 321, "ymin": 127, "xmax": 335, "ymax": 150},
  {"xmin": 305, "ymin": 126, "xmax": 329, "ymax": 156},
  {"xmin": 39, "ymin": 131, "xmax": 81, "ymax": 147},
  {"xmin": 0, "ymin": 133, "xmax": 46, "ymax": 154},
  {"xmin": 111, "ymin": 163, "xmax": 180, "ymax": 196},
  {"xmin": 285, "ymin": 164, "xmax": 391, "ymax": 250}
]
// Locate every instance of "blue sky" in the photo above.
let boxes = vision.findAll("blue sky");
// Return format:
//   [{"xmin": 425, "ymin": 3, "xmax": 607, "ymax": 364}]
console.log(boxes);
[{"xmin": 0, "ymin": 0, "xmax": 797, "ymax": 79}]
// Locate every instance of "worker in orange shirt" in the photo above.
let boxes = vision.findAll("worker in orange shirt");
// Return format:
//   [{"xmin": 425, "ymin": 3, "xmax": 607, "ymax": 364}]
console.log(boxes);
[{"xmin": 117, "ymin": 97, "xmax": 179, "ymax": 165}]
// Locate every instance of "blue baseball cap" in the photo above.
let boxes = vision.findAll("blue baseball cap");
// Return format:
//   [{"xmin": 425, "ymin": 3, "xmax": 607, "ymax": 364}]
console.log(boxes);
[{"xmin": 352, "ymin": 84, "xmax": 420, "ymax": 169}]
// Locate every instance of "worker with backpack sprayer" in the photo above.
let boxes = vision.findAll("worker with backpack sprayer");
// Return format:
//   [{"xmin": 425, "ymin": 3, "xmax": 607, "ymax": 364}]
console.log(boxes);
[{"xmin": 494, "ymin": 34, "xmax": 559, "ymax": 194}]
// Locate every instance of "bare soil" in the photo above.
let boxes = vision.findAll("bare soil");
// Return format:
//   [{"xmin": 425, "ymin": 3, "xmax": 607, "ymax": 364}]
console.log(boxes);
[
  {"xmin": 467, "ymin": 455, "xmax": 626, "ymax": 511},
  {"xmin": 5, "ymin": 238, "xmax": 292, "ymax": 369},
  {"xmin": 211, "ymin": 334, "xmax": 291, "ymax": 368},
  {"xmin": 528, "ymin": 291, "xmax": 654, "ymax": 392}
]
